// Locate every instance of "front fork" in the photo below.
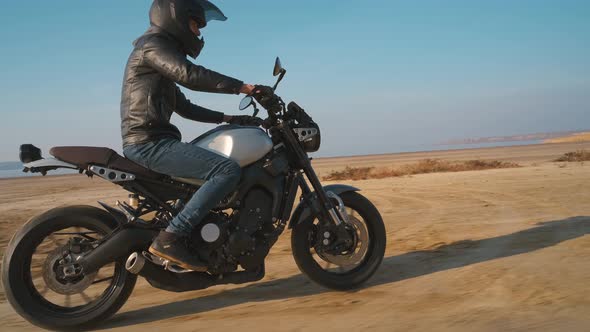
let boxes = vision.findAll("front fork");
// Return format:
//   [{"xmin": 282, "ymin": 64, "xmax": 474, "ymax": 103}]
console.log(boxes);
[
  {"xmin": 295, "ymin": 173, "xmax": 355, "ymax": 253},
  {"xmin": 326, "ymin": 191, "xmax": 350, "ymax": 225},
  {"xmin": 279, "ymin": 121, "xmax": 348, "ymax": 226},
  {"xmin": 296, "ymin": 173, "xmax": 349, "ymax": 226}
]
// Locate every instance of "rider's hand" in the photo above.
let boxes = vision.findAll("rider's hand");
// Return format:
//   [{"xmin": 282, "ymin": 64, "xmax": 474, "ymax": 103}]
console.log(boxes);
[
  {"xmin": 252, "ymin": 85, "xmax": 281, "ymax": 112},
  {"xmin": 226, "ymin": 115, "xmax": 264, "ymax": 127},
  {"xmin": 252, "ymin": 85, "xmax": 274, "ymax": 100},
  {"xmin": 239, "ymin": 84, "xmax": 256, "ymax": 95}
]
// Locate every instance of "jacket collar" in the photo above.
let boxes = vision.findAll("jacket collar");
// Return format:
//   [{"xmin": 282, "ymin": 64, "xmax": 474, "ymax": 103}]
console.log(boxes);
[{"xmin": 133, "ymin": 25, "xmax": 185, "ymax": 53}]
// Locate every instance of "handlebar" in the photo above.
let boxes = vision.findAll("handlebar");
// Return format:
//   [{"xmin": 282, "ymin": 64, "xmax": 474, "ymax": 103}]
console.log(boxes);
[{"xmin": 251, "ymin": 91, "xmax": 283, "ymax": 118}]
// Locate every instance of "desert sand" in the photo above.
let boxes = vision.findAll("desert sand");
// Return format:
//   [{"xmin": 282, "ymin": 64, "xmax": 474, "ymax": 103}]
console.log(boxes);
[
  {"xmin": 1, "ymin": 141, "xmax": 589, "ymax": 331},
  {"xmin": 545, "ymin": 132, "xmax": 590, "ymax": 144}
]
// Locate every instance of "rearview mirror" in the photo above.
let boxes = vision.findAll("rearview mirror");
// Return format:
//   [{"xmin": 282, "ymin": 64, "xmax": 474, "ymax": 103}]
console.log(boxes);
[
  {"xmin": 273, "ymin": 57, "xmax": 284, "ymax": 77},
  {"xmin": 239, "ymin": 96, "xmax": 254, "ymax": 110},
  {"xmin": 272, "ymin": 57, "xmax": 287, "ymax": 90}
]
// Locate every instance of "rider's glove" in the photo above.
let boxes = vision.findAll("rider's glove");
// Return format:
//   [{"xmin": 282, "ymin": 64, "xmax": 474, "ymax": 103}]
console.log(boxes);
[
  {"xmin": 228, "ymin": 115, "xmax": 264, "ymax": 127},
  {"xmin": 252, "ymin": 85, "xmax": 275, "ymax": 101},
  {"xmin": 252, "ymin": 85, "xmax": 281, "ymax": 113}
]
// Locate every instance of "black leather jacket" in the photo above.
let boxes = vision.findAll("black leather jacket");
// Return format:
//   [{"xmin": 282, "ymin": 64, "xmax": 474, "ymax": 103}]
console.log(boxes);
[{"xmin": 120, "ymin": 26, "xmax": 243, "ymax": 147}]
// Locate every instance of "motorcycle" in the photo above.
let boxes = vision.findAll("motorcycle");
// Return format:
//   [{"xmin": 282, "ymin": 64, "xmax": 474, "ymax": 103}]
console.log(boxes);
[{"xmin": 2, "ymin": 58, "xmax": 386, "ymax": 330}]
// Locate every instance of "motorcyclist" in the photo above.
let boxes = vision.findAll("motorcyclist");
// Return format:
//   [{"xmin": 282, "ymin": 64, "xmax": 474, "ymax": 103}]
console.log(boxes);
[{"xmin": 120, "ymin": 0, "xmax": 268, "ymax": 271}]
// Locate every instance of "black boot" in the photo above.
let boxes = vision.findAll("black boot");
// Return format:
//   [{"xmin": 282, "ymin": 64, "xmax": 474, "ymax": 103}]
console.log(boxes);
[{"xmin": 149, "ymin": 231, "xmax": 207, "ymax": 272}]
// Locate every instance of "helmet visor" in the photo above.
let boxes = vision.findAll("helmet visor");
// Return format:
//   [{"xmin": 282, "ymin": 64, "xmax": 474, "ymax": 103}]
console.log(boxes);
[{"xmin": 196, "ymin": 0, "xmax": 227, "ymax": 24}]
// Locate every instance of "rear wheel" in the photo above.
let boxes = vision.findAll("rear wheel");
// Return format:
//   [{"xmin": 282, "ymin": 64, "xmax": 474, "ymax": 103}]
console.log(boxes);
[
  {"xmin": 2, "ymin": 206, "xmax": 136, "ymax": 330},
  {"xmin": 291, "ymin": 192, "xmax": 386, "ymax": 290}
]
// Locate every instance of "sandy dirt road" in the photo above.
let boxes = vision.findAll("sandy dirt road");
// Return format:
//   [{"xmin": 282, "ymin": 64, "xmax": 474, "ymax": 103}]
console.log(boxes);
[{"xmin": 1, "ymin": 142, "xmax": 589, "ymax": 331}]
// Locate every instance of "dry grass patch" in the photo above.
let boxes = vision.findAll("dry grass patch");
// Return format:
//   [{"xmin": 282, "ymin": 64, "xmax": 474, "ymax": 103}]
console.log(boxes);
[
  {"xmin": 322, "ymin": 159, "xmax": 521, "ymax": 181},
  {"xmin": 554, "ymin": 150, "xmax": 590, "ymax": 162}
]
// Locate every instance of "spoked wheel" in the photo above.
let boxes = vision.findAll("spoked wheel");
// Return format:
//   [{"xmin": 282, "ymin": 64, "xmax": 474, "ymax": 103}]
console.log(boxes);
[
  {"xmin": 2, "ymin": 206, "xmax": 136, "ymax": 331},
  {"xmin": 291, "ymin": 191, "xmax": 386, "ymax": 290},
  {"xmin": 32, "ymin": 226, "xmax": 120, "ymax": 308}
]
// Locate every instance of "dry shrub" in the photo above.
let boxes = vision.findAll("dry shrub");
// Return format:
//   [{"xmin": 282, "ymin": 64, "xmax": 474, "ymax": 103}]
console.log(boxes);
[
  {"xmin": 323, "ymin": 166, "xmax": 375, "ymax": 181},
  {"xmin": 554, "ymin": 150, "xmax": 590, "ymax": 162},
  {"xmin": 322, "ymin": 159, "xmax": 521, "ymax": 181}
]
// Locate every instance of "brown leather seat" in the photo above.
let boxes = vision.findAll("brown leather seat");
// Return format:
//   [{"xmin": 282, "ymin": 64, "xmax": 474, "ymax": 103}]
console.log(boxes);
[{"xmin": 50, "ymin": 146, "xmax": 162, "ymax": 179}]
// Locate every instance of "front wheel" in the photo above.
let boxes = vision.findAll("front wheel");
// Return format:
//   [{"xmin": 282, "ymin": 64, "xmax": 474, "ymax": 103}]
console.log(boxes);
[
  {"xmin": 291, "ymin": 191, "xmax": 386, "ymax": 290},
  {"xmin": 2, "ymin": 206, "xmax": 137, "ymax": 330}
]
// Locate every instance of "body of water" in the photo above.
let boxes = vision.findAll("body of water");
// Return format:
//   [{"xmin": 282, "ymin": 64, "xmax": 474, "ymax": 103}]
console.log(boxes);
[
  {"xmin": 321, "ymin": 140, "xmax": 545, "ymax": 158},
  {"xmin": 0, "ymin": 168, "xmax": 77, "ymax": 179},
  {"xmin": 0, "ymin": 169, "xmax": 30, "ymax": 178},
  {"xmin": 425, "ymin": 140, "xmax": 543, "ymax": 152}
]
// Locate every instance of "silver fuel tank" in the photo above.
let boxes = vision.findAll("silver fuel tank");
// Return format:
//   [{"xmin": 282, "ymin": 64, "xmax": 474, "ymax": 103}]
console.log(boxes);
[{"xmin": 194, "ymin": 127, "xmax": 274, "ymax": 167}]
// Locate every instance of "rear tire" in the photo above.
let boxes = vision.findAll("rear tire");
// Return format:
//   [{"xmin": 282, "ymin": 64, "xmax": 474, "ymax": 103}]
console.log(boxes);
[
  {"xmin": 291, "ymin": 192, "xmax": 386, "ymax": 290},
  {"xmin": 2, "ymin": 206, "xmax": 137, "ymax": 331}
]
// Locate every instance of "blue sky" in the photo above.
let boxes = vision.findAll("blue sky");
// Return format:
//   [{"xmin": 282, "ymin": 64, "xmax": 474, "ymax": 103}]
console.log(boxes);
[{"xmin": 0, "ymin": 0, "xmax": 589, "ymax": 161}]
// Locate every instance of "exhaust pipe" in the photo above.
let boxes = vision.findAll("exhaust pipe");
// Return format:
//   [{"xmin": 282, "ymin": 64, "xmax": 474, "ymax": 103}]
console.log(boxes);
[
  {"xmin": 124, "ymin": 252, "xmax": 266, "ymax": 293},
  {"xmin": 125, "ymin": 252, "xmax": 146, "ymax": 275},
  {"xmin": 81, "ymin": 228, "xmax": 157, "ymax": 274},
  {"xmin": 124, "ymin": 251, "xmax": 213, "ymax": 292}
]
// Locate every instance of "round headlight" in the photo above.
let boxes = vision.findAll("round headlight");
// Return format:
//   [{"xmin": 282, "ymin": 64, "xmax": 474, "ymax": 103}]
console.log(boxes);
[{"xmin": 303, "ymin": 123, "xmax": 321, "ymax": 153}]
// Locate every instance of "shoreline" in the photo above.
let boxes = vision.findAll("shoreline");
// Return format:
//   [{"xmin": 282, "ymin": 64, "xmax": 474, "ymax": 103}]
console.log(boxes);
[
  {"xmin": 0, "ymin": 172, "xmax": 80, "ymax": 181},
  {"xmin": 316, "ymin": 141, "xmax": 545, "ymax": 160},
  {"xmin": 316, "ymin": 140, "xmax": 590, "ymax": 161}
]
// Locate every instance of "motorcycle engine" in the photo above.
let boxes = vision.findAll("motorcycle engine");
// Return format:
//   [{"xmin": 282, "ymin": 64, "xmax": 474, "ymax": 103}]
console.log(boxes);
[
  {"xmin": 189, "ymin": 189, "xmax": 275, "ymax": 272},
  {"xmin": 229, "ymin": 188, "xmax": 274, "ymax": 270},
  {"xmin": 190, "ymin": 212, "xmax": 235, "ymax": 272}
]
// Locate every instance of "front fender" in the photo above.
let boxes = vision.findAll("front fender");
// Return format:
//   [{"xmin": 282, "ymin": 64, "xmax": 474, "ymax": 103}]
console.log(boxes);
[{"xmin": 288, "ymin": 184, "xmax": 360, "ymax": 229}]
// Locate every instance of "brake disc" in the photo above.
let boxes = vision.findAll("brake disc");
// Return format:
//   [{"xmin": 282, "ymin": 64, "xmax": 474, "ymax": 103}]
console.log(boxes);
[
  {"xmin": 318, "ymin": 214, "xmax": 369, "ymax": 268},
  {"xmin": 43, "ymin": 246, "xmax": 97, "ymax": 295}
]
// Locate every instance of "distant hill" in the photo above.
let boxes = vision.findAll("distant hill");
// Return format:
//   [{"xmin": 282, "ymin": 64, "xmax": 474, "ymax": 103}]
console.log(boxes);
[
  {"xmin": 0, "ymin": 161, "xmax": 23, "ymax": 171},
  {"xmin": 441, "ymin": 130, "xmax": 590, "ymax": 145}
]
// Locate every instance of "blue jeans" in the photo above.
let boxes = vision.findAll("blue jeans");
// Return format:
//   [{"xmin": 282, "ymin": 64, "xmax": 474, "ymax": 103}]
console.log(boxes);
[{"xmin": 123, "ymin": 138, "xmax": 241, "ymax": 236}]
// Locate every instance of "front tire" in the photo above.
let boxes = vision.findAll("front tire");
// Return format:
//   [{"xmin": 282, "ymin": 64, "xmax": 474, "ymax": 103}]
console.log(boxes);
[
  {"xmin": 291, "ymin": 191, "xmax": 386, "ymax": 290},
  {"xmin": 2, "ymin": 206, "xmax": 137, "ymax": 331}
]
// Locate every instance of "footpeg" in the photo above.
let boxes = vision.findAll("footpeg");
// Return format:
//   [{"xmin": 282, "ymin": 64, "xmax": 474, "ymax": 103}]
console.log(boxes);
[
  {"xmin": 142, "ymin": 251, "xmax": 193, "ymax": 274},
  {"xmin": 142, "ymin": 250, "xmax": 166, "ymax": 266}
]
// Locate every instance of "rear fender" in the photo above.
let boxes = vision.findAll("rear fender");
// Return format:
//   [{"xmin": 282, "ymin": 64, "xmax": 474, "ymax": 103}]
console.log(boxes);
[
  {"xmin": 98, "ymin": 202, "xmax": 128, "ymax": 226},
  {"xmin": 288, "ymin": 184, "xmax": 360, "ymax": 229},
  {"xmin": 23, "ymin": 158, "xmax": 79, "ymax": 175},
  {"xmin": 4, "ymin": 206, "xmax": 120, "ymax": 260}
]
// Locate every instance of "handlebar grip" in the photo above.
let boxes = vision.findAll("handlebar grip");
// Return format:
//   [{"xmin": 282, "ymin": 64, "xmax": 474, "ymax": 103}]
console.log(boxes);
[{"xmin": 258, "ymin": 95, "xmax": 282, "ymax": 114}]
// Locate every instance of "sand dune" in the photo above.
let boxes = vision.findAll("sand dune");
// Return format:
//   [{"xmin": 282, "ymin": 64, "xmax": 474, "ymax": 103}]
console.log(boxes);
[{"xmin": 1, "ymin": 142, "xmax": 589, "ymax": 331}]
